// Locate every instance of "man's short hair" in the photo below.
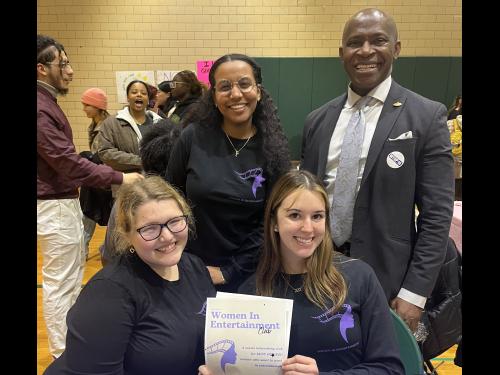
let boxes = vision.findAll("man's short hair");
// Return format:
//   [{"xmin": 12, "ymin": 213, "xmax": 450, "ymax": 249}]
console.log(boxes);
[{"xmin": 37, "ymin": 34, "xmax": 65, "ymax": 65}]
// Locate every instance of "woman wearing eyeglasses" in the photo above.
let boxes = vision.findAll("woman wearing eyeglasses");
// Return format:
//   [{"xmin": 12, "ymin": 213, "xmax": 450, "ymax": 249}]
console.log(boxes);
[
  {"xmin": 44, "ymin": 176, "xmax": 216, "ymax": 375},
  {"xmin": 167, "ymin": 54, "xmax": 290, "ymax": 292},
  {"xmin": 167, "ymin": 70, "xmax": 205, "ymax": 125}
]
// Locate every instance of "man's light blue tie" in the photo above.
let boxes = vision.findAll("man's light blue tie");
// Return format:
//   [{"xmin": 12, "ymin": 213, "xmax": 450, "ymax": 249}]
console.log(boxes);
[{"xmin": 331, "ymin": 96, "xmax": 371, "ymax": 247}]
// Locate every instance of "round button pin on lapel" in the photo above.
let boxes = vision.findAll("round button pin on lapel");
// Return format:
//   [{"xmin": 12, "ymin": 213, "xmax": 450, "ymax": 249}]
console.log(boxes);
[{"xmin": 386, "ymin": 151, "xmax": 405, "ymax": 168}]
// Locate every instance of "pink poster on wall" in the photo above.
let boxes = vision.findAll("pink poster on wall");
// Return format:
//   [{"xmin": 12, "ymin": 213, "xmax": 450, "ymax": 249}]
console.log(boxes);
[{"xmin": 196, "ymin": 60, "xmax": 214, "ymax": 87}]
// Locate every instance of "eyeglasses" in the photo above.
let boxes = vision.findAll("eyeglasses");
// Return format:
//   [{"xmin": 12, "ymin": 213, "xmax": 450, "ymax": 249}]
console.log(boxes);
[
  {"xmin": 214, "ymin": 77, "xmax": 256, "ymax": 94},
  {"xmin": 168, "ymin": 81, "xmax": 187, "ymax": 88},
  {"xmin": 136, "ymin": 215, "xmax": 188, "ymax": 241},
  {"xmin": 45, "ymin": 61, "xmax": 72, "ymax": 70}
]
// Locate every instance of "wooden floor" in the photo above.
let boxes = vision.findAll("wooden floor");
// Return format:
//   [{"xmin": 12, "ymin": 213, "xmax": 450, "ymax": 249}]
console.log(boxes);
[{"xmin": 37, "ymin": 225, "xmax": 462, "ymax": 374}]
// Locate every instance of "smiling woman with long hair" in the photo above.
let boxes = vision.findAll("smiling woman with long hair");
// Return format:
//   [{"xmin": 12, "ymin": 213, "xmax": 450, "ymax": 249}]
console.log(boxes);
[{"xmin": 199, "ymin": 170, "xmax": 405, "ymax": 375}]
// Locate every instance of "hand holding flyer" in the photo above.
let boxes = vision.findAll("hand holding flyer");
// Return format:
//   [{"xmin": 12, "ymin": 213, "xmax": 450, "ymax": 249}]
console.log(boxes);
[{"xmin": 204, "ymin": 293, "xmax": 293, "ymax": 375}]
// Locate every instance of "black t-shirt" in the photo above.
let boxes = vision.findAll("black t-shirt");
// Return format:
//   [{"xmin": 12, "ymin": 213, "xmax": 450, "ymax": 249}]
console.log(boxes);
[
  {"xmin": 44, "ymin": 252, "xmax": 216, "ymax": 375},
  {"xmin": 238, "ymin": 256, "xmax": 405, "ymax": 374},
  {"xmin": 137, "ymin": 114, "xmax": 154, "ymax": 137},
  {"xmin": 167, "ymin": 124, "xmax": 267, "ymax": 291}
]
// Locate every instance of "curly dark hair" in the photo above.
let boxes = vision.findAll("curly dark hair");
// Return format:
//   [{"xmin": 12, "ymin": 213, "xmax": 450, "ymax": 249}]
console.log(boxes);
[
  {"xmin": 182, "ymin": 53, "xmax": 291, "ymax": 185},
  {"xmin": 139, "ymin": 119, "xmax": 182, "ymax": 178}
]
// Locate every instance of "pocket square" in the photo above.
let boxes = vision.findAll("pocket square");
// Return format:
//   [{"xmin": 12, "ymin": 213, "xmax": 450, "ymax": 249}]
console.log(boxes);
[{"xmin": 389, "ymin": 131, "xmax": 413, "ymax": 141}]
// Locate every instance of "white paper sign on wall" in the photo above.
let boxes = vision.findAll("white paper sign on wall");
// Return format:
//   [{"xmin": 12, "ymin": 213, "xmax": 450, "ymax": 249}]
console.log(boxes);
[
  {"xmin": 156, "ymin": 71, "xmax": 180, "ymax": 85},
  {"xmin": 115, "ymin": 71, "xmax": 155, "ymax": 104}
]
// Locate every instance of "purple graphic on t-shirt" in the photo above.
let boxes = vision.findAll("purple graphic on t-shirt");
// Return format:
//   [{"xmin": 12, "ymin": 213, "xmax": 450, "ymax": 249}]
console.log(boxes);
[
  {"xmin": 311, "ymin": 304, "xmax": 354, "ymax": 343},
  {"xmin": 235, "ymin": 167, "xmax": 265, "ymax": 197},
  {"xmin": 339, "ymin": 304, "xmax": 354, "ymax": 343},
  {"xmin": 205, "ymin": 339, "xmax": 237, "ymax": 373},
  {"xmin": 196, "ymin": 301, "xmax": 207, "ymax": 316}
]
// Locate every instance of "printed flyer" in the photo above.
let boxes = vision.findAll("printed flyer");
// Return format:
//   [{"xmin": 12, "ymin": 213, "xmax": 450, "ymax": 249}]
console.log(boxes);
[{"xmin": 204, "ymin": 293, "xmax": 293, "ymax": 375}]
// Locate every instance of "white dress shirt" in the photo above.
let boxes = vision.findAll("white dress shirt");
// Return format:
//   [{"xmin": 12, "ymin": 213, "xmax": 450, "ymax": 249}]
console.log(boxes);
[
  {"xmin": 324, "ymin": 75, "xmax": 392, "ymax": 203},
  {"xmin": 325, "ymin": 75, "xmax": 426, "ymax": 308}
]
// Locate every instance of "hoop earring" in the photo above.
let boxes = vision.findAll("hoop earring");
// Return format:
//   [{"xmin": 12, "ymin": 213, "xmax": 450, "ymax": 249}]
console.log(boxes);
[{"xmin": 129, "ymin": 247, "xmax": 135, "ymax": 254}]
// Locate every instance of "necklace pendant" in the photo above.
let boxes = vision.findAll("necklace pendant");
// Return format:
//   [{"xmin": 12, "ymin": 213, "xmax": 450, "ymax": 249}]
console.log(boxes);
[{"xmin": 235, "ymin": 150, "xmax": 239, "ymax": 157}]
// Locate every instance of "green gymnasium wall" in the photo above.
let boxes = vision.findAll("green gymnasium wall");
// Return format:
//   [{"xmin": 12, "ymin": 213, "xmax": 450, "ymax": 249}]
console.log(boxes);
[{"xmin": 255, "ymin": 57, "xmax": 462, "ymax": 160}]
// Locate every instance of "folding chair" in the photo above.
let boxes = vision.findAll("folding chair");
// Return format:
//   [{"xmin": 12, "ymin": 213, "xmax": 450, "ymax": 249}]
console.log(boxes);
[{"xmin": 390, "ymin": 309, "xmax": 425, "ymax": 375}]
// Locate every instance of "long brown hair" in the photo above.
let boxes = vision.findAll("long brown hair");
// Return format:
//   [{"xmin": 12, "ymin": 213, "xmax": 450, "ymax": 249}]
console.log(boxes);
[{"xmin": 255, "ymin": 170, "xmax": 346, "ymax": 312}]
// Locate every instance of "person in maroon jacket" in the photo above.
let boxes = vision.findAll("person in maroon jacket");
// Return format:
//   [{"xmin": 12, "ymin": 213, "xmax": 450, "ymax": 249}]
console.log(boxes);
[{"xmin": 37, "ymin": 34, "xmax": 143, "ymax": 359}]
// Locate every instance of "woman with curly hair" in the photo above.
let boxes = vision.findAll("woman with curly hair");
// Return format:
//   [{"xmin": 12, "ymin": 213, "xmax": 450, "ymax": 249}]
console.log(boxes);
[{"xmin": 167, "ymin": 53, "xmax": 291, "ymax": 292}]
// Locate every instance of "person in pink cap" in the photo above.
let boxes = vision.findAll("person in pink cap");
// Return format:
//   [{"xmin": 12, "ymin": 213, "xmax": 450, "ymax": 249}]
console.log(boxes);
[
  {"xmin": 81, "ymin": 88, "xmax": 109, "ymax": 152},
  {"xmin": 79, "ymin": 88, "xmax": 113, "ymax": 261}
]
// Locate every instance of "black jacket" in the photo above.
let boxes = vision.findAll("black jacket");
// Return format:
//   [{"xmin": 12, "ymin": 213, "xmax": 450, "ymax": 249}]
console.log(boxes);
[
  {"xmin": 169, "ymin": 96, "xmax": 200, "ymax": 125},
  {"xmin": 421, "ymin": 238, "xmax": 462, "ymax": 360},
  {"xmin": 78, "ymin": 151, "xmax": 113, "ymax": 225}
]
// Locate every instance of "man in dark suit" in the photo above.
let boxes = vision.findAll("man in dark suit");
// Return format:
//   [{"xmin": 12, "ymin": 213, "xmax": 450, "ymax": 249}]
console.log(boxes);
[{"xmin": 300, "ymin": 8, "xmax": 454, "ymax": 332}]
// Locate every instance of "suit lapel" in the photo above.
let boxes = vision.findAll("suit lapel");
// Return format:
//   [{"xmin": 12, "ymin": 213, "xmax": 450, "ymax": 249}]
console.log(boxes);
[
  {"xmin": 361, "ymin": 82, "xmax": 407, "ymax": 186},
  {"xmin": 318, "ymin": 94, "xmax": 347, "ymax": 178}
]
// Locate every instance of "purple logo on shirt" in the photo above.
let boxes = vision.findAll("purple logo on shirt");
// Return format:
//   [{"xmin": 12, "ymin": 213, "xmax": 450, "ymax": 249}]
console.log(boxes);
[
  {"xmin": 235, "ymin": 167, "xmax": 265, "ymax": 198},
  {"xmin": 205, "ymin": 339, "xmax": 237, "ymax": 373},
  {"xmin": 311, "ymin": 304, "xmax": 354, "ymax": 343},
  {"xmin": 196, "ymin": 301, "xmax": 207, "ymax": 316}
]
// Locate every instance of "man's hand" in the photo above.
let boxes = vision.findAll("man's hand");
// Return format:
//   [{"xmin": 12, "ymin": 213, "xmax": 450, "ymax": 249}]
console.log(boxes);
[
  {"xmin": 390, "ymin": 297, "xmax": 423, "ymax": 332},
  {"xmin": 207, "ymin": 266, "xmax": 226, "ymax": 285},
  {"xmin": 122, "ymin": 172, "xmax": 144, "ymax": 184},
  {"xmin": 282, "ymin": 355, "xmax": 319, "ymax": 375}
]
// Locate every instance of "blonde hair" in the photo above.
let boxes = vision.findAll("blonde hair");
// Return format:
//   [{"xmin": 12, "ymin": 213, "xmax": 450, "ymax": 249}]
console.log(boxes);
[
  {"xmin": 113, "ymin": 176, "xmax": 193, "ymax": 254},
  {"xmin": 256, "ymin": 170, "xmax": 346, "ymax": 312}
]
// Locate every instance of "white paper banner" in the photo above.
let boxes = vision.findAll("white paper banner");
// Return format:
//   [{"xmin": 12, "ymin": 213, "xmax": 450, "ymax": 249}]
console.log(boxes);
[
  {"xmin": 115, "ymin": 71, "xmax": 155, "ymax": 104},
  {"xmin": 155, "ymin": 70, "xmax": 180, "ymax": 85}
]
